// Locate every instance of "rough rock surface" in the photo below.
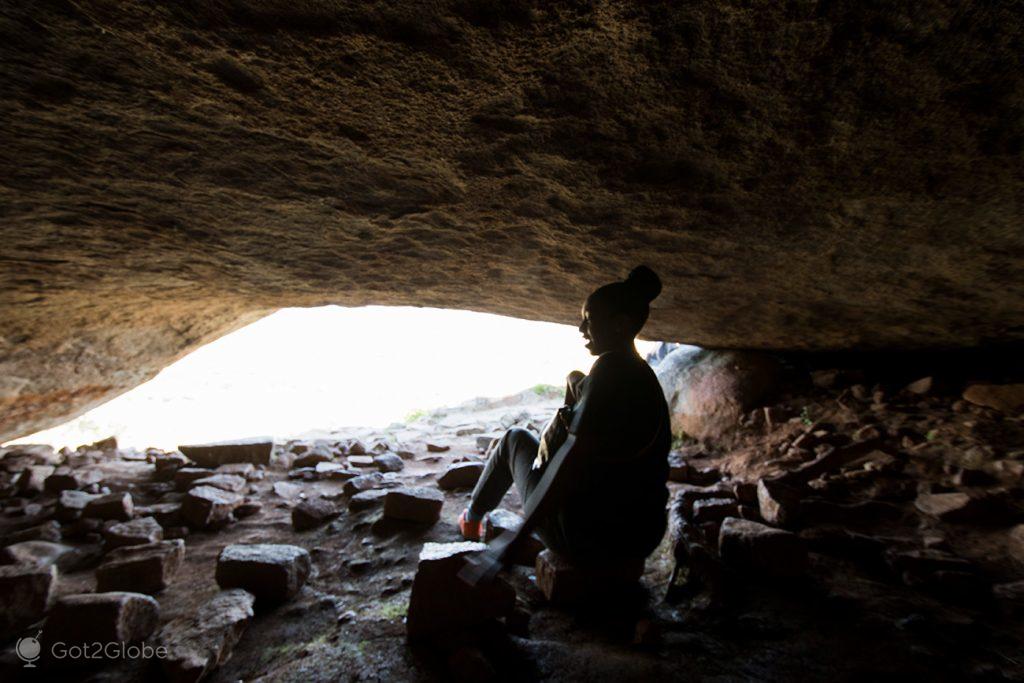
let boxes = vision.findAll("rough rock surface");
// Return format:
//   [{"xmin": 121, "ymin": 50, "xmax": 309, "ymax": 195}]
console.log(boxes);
[
  {"xmin": 3, "ymin": 2, "xmax": 1024, "ymax": 441},
  {"xmin": 46, "ymin": 591, "xmax": 160, "ymax": 645},
  {"xmin": 96, "ymin": 539, "xmax": 186, "ymax": 594},
  {"xmin": 215, "ymin": 543, "xmax": 311, "ymax": 605},
  {"xmin": 0, "ymin": 563, "xmax": 56, "ymax": 639},
  {"xmin": 157, "ymin": 588, "xmax": 255, "ymax": 683}
]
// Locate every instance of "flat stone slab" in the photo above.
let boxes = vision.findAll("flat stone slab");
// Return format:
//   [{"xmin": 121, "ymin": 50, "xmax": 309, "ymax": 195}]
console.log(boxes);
[
  {"xmin": 373, "ymin": 453, "xmax": 404, "ymax": 473},
  {"xmin": 104, "ymin": 516, "xmax": 164, "ymax": 550},
  {"xmin": 57, "ymin": 490, "xmax": 99, "ymax": 521},
  {"xmin": 215, "ymin": 544, "xmax": 311, "ymax": 606},
  {"xmin": 178, "ymin": 438, "xmax": 274, "ymax": 467},
  {"xmin": 348, "ymin": 489, "xmax": 389, "ymax": 511},
  {"xmin": 158, "ymin": 588, "xmax": 255, "ymax": 683},
  {"xmin": 46, "ymin": 591, "xmax": 160, "ymax": 645},
  {"xmin": 383, "ymin": 487, "xmax": 444, "ymax": 524},
  {"xmin": 0, "ymin": 563, "xmax": 56, "ymax": 639},
  {"xmin": 718, "ymin": 517, "xmax": 808, "ymax": 578},
  {"xmin": 343, "ymin": 472, "xmax": 399, "ymax": 496},
  {"xmin": 437, "ymin": 462, "xmax": 485, "ymax": 490},
  {"xmin": 407, "ymin": 542, "xmax": 515, "ymax": 641},
  {"xmin": 1, "ymin": 540, "xmax": 88, "ymax": 572},
  {"xmin": 181, "ymin": 485, "xmax": 243, "ymax": 529},
  {"xmin": 692, "ymin": 497, "xmax": 740, "ymax": 524},
  {"xmin": 96, "ymin": 539, "xmax": 185, "ymax": 594},
  {"xmin": 191, "ymin": 473, "xmax": 248, "ymax": 493}
]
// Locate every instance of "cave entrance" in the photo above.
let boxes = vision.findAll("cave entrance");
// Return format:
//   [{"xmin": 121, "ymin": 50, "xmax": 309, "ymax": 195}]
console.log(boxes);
[{"xmin": 4, "ymin": 305, "xmax": 661, "ymax": 451}]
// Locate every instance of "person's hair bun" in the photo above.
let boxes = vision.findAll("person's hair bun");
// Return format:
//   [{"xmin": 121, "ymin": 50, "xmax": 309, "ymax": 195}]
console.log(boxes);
[{"xmin": 625, "ymin": 265, "xmax": 662, "ymax": 303}]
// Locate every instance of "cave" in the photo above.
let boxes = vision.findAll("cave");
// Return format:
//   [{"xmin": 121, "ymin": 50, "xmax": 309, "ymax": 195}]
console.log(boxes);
[{"xmin": 1, "ymin": 1, "xmax": 1023, "ymax": 680}]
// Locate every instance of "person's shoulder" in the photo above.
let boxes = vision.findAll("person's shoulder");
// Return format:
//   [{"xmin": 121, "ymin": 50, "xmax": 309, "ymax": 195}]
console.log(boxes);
[{"xmin": 591, "ymin": 350, "xmax": 648, "ymax": 377}]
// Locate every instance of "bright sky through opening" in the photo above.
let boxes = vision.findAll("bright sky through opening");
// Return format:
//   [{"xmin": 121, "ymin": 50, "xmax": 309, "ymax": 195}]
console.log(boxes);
[{"xmin": 7, "ymin": 306, "xmax": 661, "ymax": 450}]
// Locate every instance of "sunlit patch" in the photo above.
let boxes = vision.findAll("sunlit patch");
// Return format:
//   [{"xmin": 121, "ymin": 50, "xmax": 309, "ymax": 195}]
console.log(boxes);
[{"xmin": 6, "ymin": 306, "xmax": 660, "ymax": 450}]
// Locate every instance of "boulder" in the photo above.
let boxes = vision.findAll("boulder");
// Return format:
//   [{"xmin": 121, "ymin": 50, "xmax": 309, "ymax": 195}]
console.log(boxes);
[
  {"xmin": 757, "ymin": 478, "xmax": 801, "ymax": 526},
  {"xmin": 315, "ymin": 462, "xmax": 358, "ymax": 480},
  {"xmin": 483, "ymin": 509, "xmax": 545, "ymax": 566},
  {"xmin": 1, "ymin": 540, "xmax": 89, "ymax": 572},
  {"xmin": 46, "ymin": 592, "xmax": 159, "ymax": 646},
  {"xmin": 343, "ymin": 472, "xmax": 398, "ymax": 496},
  {"xmin": 158, "ymin": 589, "xmax": 255, "ymax": 683},
  {"xmin": 291, "ymin": 498, "xmax": 339, "ymax": 531},
  {"xmin": 16, "ymin": 465, "xmax": 55, "ymax": 494},
  {"xmin": 56, "ymin": 490, "xmax": 99, "ymax": 521},
  {"xmin": 96, "ymin": 539, "xmax": 185, "ymax": 594},
  {"xmin": 383, "ymin": 487, "xmax": 444, "ymax": 524},
  {"xmin": 692, "ymin": 498, "xmax": 740, "ymax": 524},
  {"xmin": 103, "ymin": 516, "xmax": 164, "ymax": 550},
  {"xmin": 181, "ymin": 485, "xmax": 242, "ymax": 529},
  {"xmin": 44, "ymin": 467, "xmax": 102, "ymax": 493},
  {"xmin": 175, "ymin": 467, "xmax": 217, "ymax": 491},
  {"xmin": 962, "ymin": 383, "xmax": 1024, "ymax": 413},
  {"xmin": 718, "ymin": 517, "xmax": 808, "ymax": 578},
  {"xmin": 135, "ymin": 502, "xmax": 183, "ymax": 528},
  {"xmin": 437, "ymin": 462, "xmax": 485, "ymax": 490},
  {"xmin": 914, "ymin": 491, "xmax": 1006, "ymax": 524},
  {"xmin": 655, "ymin": 348, "xmax": 781, "ymax": 441},
  {"xmin": 373, "ymin": 453, "xmax": 404, "ymax": 473},
  {"xmin": 1007, "ymin": 524, "xmax": 1024, "ymax": 567},
  {"xmin": 348, "ymin": 489, "xmax": 389, "ymax": 511},
  {"xmin": 292, "ymin": 451, "xmax": 332, "ymax": 469},
  {"xmin": 0, "ymin": 563, "xmax": 56, "ymax": 639},
  {"xmin": 178, "ymin": 438, "xmax": 274, "ymax": 467},
  {"xmin": 406, "ymin": 542, "xmax": 515, "ymax": 641},
  {"xmin": 535, "ymin": 549, "xmax": 644, "ymax": 605},
  {"xmin": 83, "ymin": 492, "xmax": 134, "ymax": 521},
  {"xmin": 215, "ymin": 544, "xmax": 311, "ymax": 605}
]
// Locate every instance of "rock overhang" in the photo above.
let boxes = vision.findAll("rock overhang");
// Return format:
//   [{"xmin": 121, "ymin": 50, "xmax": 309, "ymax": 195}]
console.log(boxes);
[{"xmin": 1, "ymin": 0, "xmax": 1023, "ymax": 440}]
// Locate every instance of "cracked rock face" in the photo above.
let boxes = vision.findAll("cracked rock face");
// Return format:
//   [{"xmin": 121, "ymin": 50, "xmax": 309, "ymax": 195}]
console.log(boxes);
[{"xmin": 1, "ymin": 1, "xmax": 1023, "ymax": 441}]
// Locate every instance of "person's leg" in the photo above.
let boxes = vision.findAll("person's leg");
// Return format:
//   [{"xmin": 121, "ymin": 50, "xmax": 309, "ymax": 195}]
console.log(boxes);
[{"xmin": 467, "ymin": 427, "xmax": 539, "ymax": 519}]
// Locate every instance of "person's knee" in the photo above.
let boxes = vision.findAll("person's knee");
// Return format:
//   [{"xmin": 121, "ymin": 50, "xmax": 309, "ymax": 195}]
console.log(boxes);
[{"xmin": 505, "ymin": 427, "xmax": 535, "ymax": 450}]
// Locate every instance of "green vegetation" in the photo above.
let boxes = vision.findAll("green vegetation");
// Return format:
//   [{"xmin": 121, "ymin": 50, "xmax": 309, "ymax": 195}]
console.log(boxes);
[
  {"xmin": 366, "ymin": 598, "xmax": 407, "ymax": 621},
  {"xmin": 530, "ymin": 383, "xmax": 560, "ymax": 397},
  {"xmin": 403, "ymin": 408, "xmax": 428, "ymax": 423},
  {"xmin": 800, "ymin": 406, "xmax": 813, "ymax": 427}
]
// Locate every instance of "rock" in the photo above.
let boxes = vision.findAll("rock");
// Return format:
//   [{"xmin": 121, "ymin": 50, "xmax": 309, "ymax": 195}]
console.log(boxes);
[
  {"xmin": 437, "ymin": 462, "xmax": 485, "ymax": 490},
  {"xmin": 291, "ymin": 498, "xmax": 339, "ymax": 531},
  {"xmin": 215, "ymin": 544, "xmax": 311, "ymax": 605},
  {"xmin": 190, "ymin": 473, "xmax": 248, "ymax": 493},
  {"xmin": 655, "ymin": 348, "xmax": 781, "ymax": 441},
  {"xmin": 272, "ymin": 481, "xmax": 303, "ymax": 499},
  {"xmin": 757, "ymin": 478, "xmax": 801, "ymax": 526},
  {"xmin": 135, "ymin": 502, "xmax": 183, "ymax": 527},
  {"xmin": 346, "ymin": 439, "xmax": 367, "ymax": 456},
  {"xmin": 16, "ymin": 465, "xmax": 55, "ymax": 494},
  {"xmin": 234, "ymin": 500, "xmax": 262, "ymax": 519},
  {"xmin": 1008, "ymin": 524, "xmax": 1024, "ymax": 567},
  {"xmin": 315, "ymin": 462, "xmax": 358, "ymax": 480},
  {"xmin": 692, "ymin": 498, "xmax": 740, "ymax": 524},
  {"xmin": 426, "ymin": 443, "xmax": 451, "ymax": 453},
  {"xmin": 343, "ymin": 472, "xmax": 398, "ymax": 496},
  {"xmin": 733, "ymin": 482, "xmax": 758, "ymax": 505},
  {"xmin": 216, "ymin": 462, "xmax": 256, "ymax": 478},
  {"xmin": 178, "ymin": 438, "xmax": 274, "ymax": 467},
  {"xmin": 154, "ymin": 453, "xmax": 190, "ymax": 479},
  {"xmin": 962, "ymin": 383, "xmax": 1024, "ymax": 413},
  {"xmin": 175, "ymin": 467, "xmax": 215, "ymax": 490},
  {"xmin": 0, "ymin": 563, "xmax": 56, "ymax": 638},
  {"xmin": 83, "ymin": 492, "xmax": 134, "ymax": 521},
  {"xmin": 406, "ymin": 542, "xmax": 515, "ymax": 641},
  {"xmin": 535, "ymin": 549, "xmax": 645, "ymax": 605},
  {"xmin": 104, "ymin": 516, "xmax": 164, "ymax": 549},
  {"xmin": 348, "ymin": 455, "xmax": 376, "ymax": 468},
  {"xmin": 181, "ymin": 485, "xmax": 243, "ymax": 529},
  {"xmin": 383, "ymin": 487, "xmax": 444, "ymax": 524},
  {"xmin": 904, "ymin": 376, "xmax": 934, "ymax": 395},
  {"xmin": 483, "ymin": 509, "xmax": 545, "ymax": 565},
  {"xmin": 44, "ymin": 467, "xmax": 102, "ymax": 493},
  {"xmin": 292, "ymin": 451, "xmax": 332, "ymax": 469},
  {"xmin": 676, "ymin": 484, "xmax": 735, "ymax": 519},
  {"xmin": 96, "ymin": 539, "xmax": 185, "ymax": 594},
  {"xmin": 914, "ymin": 491, "xmax": 1006, "ymax": 524},
  {"xmin": 475, "ymin": 436, "xmax": 496, "ymax": 452},
  {"xmin": 56, "ymin": 490, "xmax": 99, "ymax": 521},
  {"xmin": 718, "ymin": 517, "xmax": 808, "ymax": 578},
  {"xmin": 348, "ymin": 489, "xmax": 389, "ymax": 511},
  {"xmin": 46, "ymin": 591, "xmax": 159, "ymax": 644},
  {"xmin": 373, "ymin": 453, "xmax": 404, "ymax": 473},
  {"xmin": 85, "ymin": 436, "xmax": 118, "ymax": 451},
  {"xmin": 158, "ymin": 589, "xmax": 255, "ymax": 683},
  {"xmin": 1, "ymin": 540, "xmax": 89, "ymax": 571}
]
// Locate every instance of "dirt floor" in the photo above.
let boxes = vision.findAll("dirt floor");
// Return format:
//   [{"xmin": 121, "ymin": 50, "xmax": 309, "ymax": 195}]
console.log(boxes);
[{"xmin": 1, "ymin": 378, "xmax": 1023, "ymax": 681}]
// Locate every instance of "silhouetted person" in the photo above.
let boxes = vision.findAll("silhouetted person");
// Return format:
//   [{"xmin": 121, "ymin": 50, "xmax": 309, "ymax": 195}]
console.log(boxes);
[{"xmin": 458, "ymin": 266, "xmax": 670, "ymax": 574}]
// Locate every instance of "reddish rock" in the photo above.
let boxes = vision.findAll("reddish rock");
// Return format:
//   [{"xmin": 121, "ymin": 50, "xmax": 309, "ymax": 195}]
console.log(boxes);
[
  {"xmin": 718, "ymin": 517, "xmax": 808, "ymax": 578},
  {"xmin": 181, "ymin": 485, "xmax": 242, "ymax": 529},
  {"xmin": 437, "ymin": 462, "xmax": 485, "ymax": 490},
  {"xmin": 158, "ymin": 589, "xmax": 255, "ymax": 683},
  {"xmin": 292, "ymin": 451, "xmax": 332, "ymax": 469},
  {"xmin": 426, "ymin": 443, "xmax": 451, "ymax": 453},
  {"xmin": 291, "ymin": 498, "xmax": 339, "ymax": 531},
  {"xmin": 0, "ymin": 563, "xmax": 56, "ymax": 639},
  {"xmin": 383, "ymin": 487, "xmax": 444, "ymax": 524},
  {"xmin": 178, "ymin": 438, "xmax": 274, "ymax": 467},
  {"xmin": 757, "ymin": 478, "xmax": 801, "ymax": 526},
  {"xmin": 962, "ymin": 383, "xmax": 1024, "ymax": 413},
  {"xmin": 96, "ymin": 539, "xmax": 185, "ymax": 594},
  {"xmin": 46, "ymin": 591, "xmax": 160, "ymax": 644},
  {"xmin": 83, "ymin": 492, "xmax": 134, "ymax": 521},
  {"xmin": 216, "ymin": 544, "xmax": 311, "ymax": 606},
  {"xmin": 406, "ymin": 542, "xmax": 515, "ymax": 641},
  {"xmin": 914, "ymin": 491, "xmax": 1004, "ymax": 524},
  {"xmin": 103, "ymin": 516, "xmax": 164, "ymax": 549},
  {"xmin": 535, "ymin": 549, "xmax": 644, "ymax": 605}
]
